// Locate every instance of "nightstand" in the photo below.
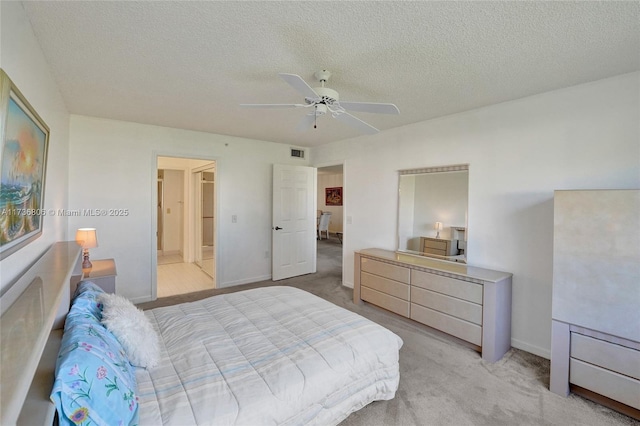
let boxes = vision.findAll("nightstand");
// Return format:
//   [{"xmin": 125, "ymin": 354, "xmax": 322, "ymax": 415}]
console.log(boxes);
[
  {"xmin": 419, "ymin": 237, "xmax": 459, "ymax": 256},
  {"xmin": 82, "ymin": 259, "xmax": 117, "ymax": 294}
]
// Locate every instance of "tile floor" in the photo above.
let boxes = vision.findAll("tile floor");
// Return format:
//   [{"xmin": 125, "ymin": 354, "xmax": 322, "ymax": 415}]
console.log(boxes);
[{"xmin": 157, "ymin": 261, "xmax": 214, "ymax": 298}]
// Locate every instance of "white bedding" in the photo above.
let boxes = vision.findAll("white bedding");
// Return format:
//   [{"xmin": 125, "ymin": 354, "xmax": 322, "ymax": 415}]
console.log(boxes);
[{"xmin": 135, "ymin": 286, "xmax": 403, "ymax": 425}]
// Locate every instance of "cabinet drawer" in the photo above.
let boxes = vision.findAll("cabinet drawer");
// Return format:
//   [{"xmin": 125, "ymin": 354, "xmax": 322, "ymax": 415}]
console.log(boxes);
[
  {"xmin": 410, "ymin": 303, "xmax": 482, "ymax": 346},
  {"xmin": 571, "ymin": 333, "xmax": 640, "ymax": 380},
  {"xmin": 411, "ymin": 286, "xmax": 482, "ymax": 325},
  {"xmin": 424, "ymin": 239, "xmax": 448, "ymax": 250},
  {"xmin": 411, "ymin": 270, "xmax": 483, "ymax": 304},
  {"xmin": 424, "ymin": 248, "xmax": 446, "ymax": 256},
  {"xmin": 570, "ymin": 358, "xmax": 640, "ymax": 410},
  {"xmin": 362, "ymin": 287, "xmax": 410, "ymax": 317},
  {"xmin": 361, "ymin": 258, "xmax": 410, "ymax": 283},
  {"xmin": 362, "ymin": 272, "xmax": 409, "ymax": 301}
]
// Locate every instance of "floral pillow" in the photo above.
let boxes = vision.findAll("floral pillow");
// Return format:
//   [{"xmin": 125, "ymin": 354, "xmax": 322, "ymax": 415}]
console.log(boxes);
[
  {"xmin": 69, "ymin": 281, "xmax": 106, "ymax": 322},
  {"xmin": 51, "ymin": 290, "xmax": 139, "ymax": 425}
]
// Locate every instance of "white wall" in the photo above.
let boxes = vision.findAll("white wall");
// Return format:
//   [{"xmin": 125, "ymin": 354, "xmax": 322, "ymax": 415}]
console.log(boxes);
[
  {"xmin": 311, "ymin": 72, "xmax": 640, "ymax": 358},
  {"xmin": 317, "ymin": 173, "xmax": 344, "ymax": 233},
  {"xmin": 0, "ymin": 2, "xmax": 70, "ymax": 293},
  {"xmin": 398, "ymin": 175, "xmax": 416, "ymax": 250},
  {"xmin": 67, "ymin": 115, "xmax": 309, "ymax": 302}
]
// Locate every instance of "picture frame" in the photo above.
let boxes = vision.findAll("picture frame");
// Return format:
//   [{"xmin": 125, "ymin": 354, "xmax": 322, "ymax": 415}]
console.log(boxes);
[
  {"xmin": 325, "ymin": 187, "xmax": 343, "ymax": 206},
  {"xmin": 0, "ymin": 69, "xmax": 50, "ymax": 259}
]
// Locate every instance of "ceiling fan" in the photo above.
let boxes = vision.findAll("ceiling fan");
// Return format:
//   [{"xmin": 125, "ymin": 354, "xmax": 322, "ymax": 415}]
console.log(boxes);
[{"xmin": 240, "ymin": 70, "xmax": 400, "ymax": 134}]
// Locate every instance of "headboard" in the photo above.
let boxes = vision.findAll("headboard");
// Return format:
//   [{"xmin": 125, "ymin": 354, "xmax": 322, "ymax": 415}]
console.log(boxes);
[{"xmin": 0, "ymin": 242, "xmax": 82, "ymax": 425}]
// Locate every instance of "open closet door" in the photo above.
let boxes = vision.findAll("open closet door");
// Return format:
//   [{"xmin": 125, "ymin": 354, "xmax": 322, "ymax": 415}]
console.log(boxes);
[{"xmin": 272, "ymin": 164, "xmax": 317, "ymax": 280}]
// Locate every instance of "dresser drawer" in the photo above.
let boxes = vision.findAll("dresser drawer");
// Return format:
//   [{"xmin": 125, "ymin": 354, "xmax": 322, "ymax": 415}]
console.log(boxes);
[
  {"xmin": 411, "ymin": 270, "xmax": 483, "ymax": 304},
  {"xmin": 424, "ymin": 247, "xmax": 446, "ymax": 256},
  {"xmin": 410, "ymin": 303, "xmax": 482, "ymax": 346},
  {"xmin": 570, "ymin": 358, "xmax": 640, "ymax": 410},
  {"xmin": 361, "ymin": 258, "xmax": 410, "ymax": 283},
  {"xmin": 362, "ymin": 272, "xmax": 410, "ymax": 301},
  {"xmin": 411, "ymin": 286, "xmax": 482, "ymax": 325},
  {"xmin": 362, "ymin": 287, "xmax": 410, "ymax": 317},
  {"xmin": 424, "ymin": 239, "xmax": 448, "ymax": 250},
  {"xmin": 571, "ymin": 333, "xmax": 640, "ymax": 380}
]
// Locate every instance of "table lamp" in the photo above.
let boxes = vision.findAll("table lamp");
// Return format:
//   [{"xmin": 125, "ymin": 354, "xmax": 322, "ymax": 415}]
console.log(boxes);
[
  {"xmin": 76, "ymin": 228, "xmax": 98, "ymax": 270},
  {"xmin": 434, "ymin": 222, "xmax": 443, "ymax": 239}
]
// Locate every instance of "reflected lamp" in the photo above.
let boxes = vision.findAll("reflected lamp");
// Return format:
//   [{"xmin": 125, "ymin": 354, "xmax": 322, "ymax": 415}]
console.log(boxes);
[{"xmin": 434, "ymin": 222, "xmax": 443, "ymax": 239}]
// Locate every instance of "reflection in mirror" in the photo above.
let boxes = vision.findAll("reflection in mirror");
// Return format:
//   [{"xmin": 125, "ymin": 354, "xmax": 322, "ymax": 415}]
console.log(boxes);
[{"xmin": 397, "ymin": 164, "xmax": 469, "ymax": 263}]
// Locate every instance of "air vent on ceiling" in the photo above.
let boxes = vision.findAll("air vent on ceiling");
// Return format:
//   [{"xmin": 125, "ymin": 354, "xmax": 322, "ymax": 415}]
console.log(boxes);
[{"xmin": 290, "ymin": 148, "xmax": 305, "ymax": 159}]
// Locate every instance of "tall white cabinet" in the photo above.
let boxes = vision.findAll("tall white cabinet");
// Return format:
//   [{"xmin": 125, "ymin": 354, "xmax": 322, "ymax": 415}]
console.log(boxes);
[{"xmin": 550, "ymin": 190, "xmax": 640, "ymax": 418}]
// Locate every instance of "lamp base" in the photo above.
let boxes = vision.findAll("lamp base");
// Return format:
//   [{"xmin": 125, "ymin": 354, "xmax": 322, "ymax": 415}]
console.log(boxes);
[{"xmin": 82, "ymin": 249, "xmax": 93, "ymax": 270}]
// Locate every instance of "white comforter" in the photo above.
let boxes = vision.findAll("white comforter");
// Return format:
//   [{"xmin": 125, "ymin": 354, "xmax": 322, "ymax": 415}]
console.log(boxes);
[{"xmin": 136, "ymin": 286, "xmax": 403, "ymax": 425}]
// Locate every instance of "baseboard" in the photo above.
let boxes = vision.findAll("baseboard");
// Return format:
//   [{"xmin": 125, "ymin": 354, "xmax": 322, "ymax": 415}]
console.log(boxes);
[
  {"xmin": 130, "ymin": 295, "xmax": 152, "ymax": 304},
  {"xmin": 571, "ymin": 385, "xmax": 640, "ymax": 420},
  {"xmin": 219, "ymin": 274, "xmax": 272, "ymax": 288},
  {"xmin": 342, "ymin": 281, "xmax": 354, "ymax": 289},
  {"xmin": 511, "ymin": 338, "xmax": 550, "ymax": 359}
]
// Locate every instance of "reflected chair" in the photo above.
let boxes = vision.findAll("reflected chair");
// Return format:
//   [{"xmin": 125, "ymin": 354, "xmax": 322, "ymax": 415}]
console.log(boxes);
[{"xmin": 317, "ymin": 212, "xmax": 332, "ymax": 240}]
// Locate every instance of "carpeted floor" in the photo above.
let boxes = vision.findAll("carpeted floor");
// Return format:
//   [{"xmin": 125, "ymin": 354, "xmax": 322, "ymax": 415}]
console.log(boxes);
[{"xmin": 138, "ymin": 238, "xmax": 638, "ymax": 425}]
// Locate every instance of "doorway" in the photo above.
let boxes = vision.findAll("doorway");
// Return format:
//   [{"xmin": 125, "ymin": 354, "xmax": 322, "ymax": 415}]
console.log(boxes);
[
  {"xmin": 194, "ymin": 167, "xmax": 215, "ymax": 279},
  {"xmin": 317, "ymin": 164, "xmax": 344, "ymax": 243},
  {"xmin": 316, "ymin": 164, "xmax": 344, "ymax": 278},
  {"xmin": 157, "ymin": 175, "xmax": 163, "ymax": 252},
  {"xmin": 157, "ymin": 168, "xmax": 185, "ymax": 264},
  {"xmin": 156, "ymin": 156, "xmax": 216, "ymax": 298}
]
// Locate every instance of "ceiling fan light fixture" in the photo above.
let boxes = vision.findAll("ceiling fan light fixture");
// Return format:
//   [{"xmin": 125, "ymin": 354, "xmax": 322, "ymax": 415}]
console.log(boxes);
[
  {"xmin": 305, "ymin": 87, "xmax": 339, "ymax": 106},
  {"xmin": 315, "ymin": 104, "xmax": 328, "ymax": 115}
]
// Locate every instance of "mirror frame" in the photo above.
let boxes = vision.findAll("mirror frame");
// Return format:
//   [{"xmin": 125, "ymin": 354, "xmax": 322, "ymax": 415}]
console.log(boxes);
[{"xmin": 397, "ymin": 163, "xmax": 469, "ymax": 263}]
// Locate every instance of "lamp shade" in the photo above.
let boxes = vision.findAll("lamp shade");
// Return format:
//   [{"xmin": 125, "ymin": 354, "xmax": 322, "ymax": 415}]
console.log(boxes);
[
  {"xmin": 76, "ymin": 228, "xmax": 98, "ymax": 249},
  {"xmin": 434, "ymin": 222, "xmax": 443, "ymax": 231}
]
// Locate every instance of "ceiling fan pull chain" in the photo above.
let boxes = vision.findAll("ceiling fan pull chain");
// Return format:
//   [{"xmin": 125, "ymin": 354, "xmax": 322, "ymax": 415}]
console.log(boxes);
[{"xmin": 314, "ymin": 105, "xmax": 317, "ymax": 129}]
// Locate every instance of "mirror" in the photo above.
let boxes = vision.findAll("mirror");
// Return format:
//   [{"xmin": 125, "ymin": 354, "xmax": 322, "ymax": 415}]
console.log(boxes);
[{"xmin": 397, "ymin": 164, "xmax": 469, "ymax": 263}]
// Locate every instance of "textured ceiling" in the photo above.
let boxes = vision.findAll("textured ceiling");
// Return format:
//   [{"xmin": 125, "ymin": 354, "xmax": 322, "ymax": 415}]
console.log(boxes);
[{"xmin": 22, "ymin": 1, "xmax": 640, "ymax": 147}]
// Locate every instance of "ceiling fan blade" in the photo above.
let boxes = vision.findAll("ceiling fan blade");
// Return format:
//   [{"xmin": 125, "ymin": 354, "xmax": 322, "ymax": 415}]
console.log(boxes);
[
  {"xmin": 296, "ymin": 114, "xmax": 317, "ymax": 132},
  {"xmin": 239, "ymin": 103, "xmax": 304, "ymax": 108},
  {"xmin": 334, "ymin": 112, "xmax": 379, "ymax": 135},
  {"xmin": 278, "ymin": 73, "xmax": 319, "ymax": 99},
  {"xmin": 338, "ymin": 101, "xmax": 400, "ymax": 115}
]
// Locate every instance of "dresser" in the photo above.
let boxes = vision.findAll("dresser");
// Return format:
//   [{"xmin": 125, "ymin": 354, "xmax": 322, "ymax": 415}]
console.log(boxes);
[
  {"xmin": 354, "ymin": 248, "xmax": 512, "ymax": 363},
  {"xmin": 419, "ymin": 237, "xmax": 458, "ymax": 256},
  {"xmin": 550, "ymin": 190, "xmax": 640, "ymax": 418}
]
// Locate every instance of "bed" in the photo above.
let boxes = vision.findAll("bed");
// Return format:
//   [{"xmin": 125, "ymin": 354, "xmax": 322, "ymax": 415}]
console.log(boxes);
[{"xmin": 50, "ymin": 280, "xmax": 403, "ymax": 425}]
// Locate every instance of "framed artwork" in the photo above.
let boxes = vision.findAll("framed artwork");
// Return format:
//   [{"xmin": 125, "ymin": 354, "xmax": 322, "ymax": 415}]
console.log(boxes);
[
  {"xmin": 0, "ymin": 69, "xmax": 50, "ymax": 259},
  {"xmin": 325, "ymin": 187, "xmax": 343, "ymax": 206}
]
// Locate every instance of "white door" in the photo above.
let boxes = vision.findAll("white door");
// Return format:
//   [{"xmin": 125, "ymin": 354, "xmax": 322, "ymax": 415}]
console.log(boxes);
[{"xmin": 272, "ymin": 164, "xmax": 317, "ymax": 280}]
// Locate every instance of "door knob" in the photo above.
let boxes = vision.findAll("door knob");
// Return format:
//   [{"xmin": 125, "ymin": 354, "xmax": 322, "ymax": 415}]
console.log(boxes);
[{"xmin": 274, "ymin": 226, "xmax": 283, "ymax": 230}]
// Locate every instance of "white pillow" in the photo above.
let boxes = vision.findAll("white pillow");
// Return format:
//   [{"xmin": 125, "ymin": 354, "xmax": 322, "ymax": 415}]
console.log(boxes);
[{"xmin": 99, "ymin": 293, "xmax": 160, "ymax": 369}]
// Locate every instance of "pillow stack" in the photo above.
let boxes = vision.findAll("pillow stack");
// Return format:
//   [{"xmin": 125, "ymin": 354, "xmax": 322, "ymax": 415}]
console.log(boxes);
[{"xmin": 51, "ymin": 281, "xmax": 160, "ymax": 426}]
